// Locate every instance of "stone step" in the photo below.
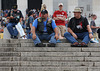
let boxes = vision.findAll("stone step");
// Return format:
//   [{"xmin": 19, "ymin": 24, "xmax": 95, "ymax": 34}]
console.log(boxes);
[
  {"xmin": 0, "ymin": 43, "xmax": 99, "ymax": 47},
  {"xmin": 0, "ymin": 67, "xmax": 99, "ymax": 71},
  {"xmin": 1, "ymin": 47, "xmax": 100, "ymax": 52},
  {"xmin": 0, "ymin": 47, "xmax": 82, "ymax": 52},
  {"xmin": 14, "ymin": 47, "xmax": 100, "ymax": 52},
  {"xmin": 19, "ymin": 61, "xmax": 100, "ymax": 67},
  {"xmin": 1, "ymin": 57, "xmax": 100, "ymax": 62},
  {"xmin": 0, "ymin": 61, "xmax": 94, "ymax": 67},
  {"xmin": 15, "ymin": 57, "xmax": 100, "ymax": 62},
  {"xmin": 0, "ymin": 39, "xmax": 70, "ymax": 43},
  {"xmin": 20, "ymin": 52, "xmax": 100, "ymax": 57},
  {"xmin": 20, "ymin": 52, "xmax": 90, "ymax": 57},
  {"xmin": 12, "ymin": 67, "xmax": 100, "ymax": 71},
  {"xmin": 0, "ymin": 39, "xmax": 100, "ymax": 46},
  {"xmin": 0, "ymin": 52, "xmax": 92, "ymax": 57},
  {"xmin": 20, "ymin": 43, "xmax": 100, "ymax": 47},
  {"xmin": 1, "ymin": 39, "xmax": 100, "ymax": 43},
  {"xmin": 1, "ymin": 61, "xmax": 100, "ymax": 68},
  {"xmin": 0, "ymin": 52, "xmax": 20, "ymax": 57},
  {"xmin": 0, "ymin": 57, "xmax": 84, "ymax": 61},
  {"xmin": 1, "ymin": 52, "xmax": 100, "ymax": 57},
  {"xmin": 0, "ymin": 67, "xmax": 11, "ymax": 71}
]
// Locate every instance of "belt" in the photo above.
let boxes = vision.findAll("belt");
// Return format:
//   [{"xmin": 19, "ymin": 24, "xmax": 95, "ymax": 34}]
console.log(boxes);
[{"xmin": 43, "ymin": 33, "xmax": 48, "ymax": 34}]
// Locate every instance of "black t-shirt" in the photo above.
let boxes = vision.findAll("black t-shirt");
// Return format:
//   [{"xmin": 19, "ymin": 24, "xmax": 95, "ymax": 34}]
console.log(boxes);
[
  {"xmin": 68, "ymin": 16, "xmax": 89, "ymax": 33},
  {"xmin": 97, "ymin": 28, "xmax": 100, "ymax": 39},
  {"xmin": 7, "ymin": 10, "xmax": 23, "ymax": 23}
]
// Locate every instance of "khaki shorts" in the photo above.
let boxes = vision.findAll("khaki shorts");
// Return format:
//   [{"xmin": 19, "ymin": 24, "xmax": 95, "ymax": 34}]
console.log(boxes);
[
  {"xmin": 57, "ymin": 25, "xmax": 66, "ymax": 37},
  {"xmin": 93, "ymin": 33, "xmax": 98, "ymax": 39}
]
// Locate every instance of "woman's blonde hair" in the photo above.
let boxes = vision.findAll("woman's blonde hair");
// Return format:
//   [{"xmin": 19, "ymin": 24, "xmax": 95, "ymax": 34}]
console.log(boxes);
[{"xmin": 41, "ymin": 4, "xmax": 46, "ymax": 11}]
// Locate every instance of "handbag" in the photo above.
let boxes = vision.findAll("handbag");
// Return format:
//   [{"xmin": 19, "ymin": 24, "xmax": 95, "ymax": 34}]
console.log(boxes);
[{"xmin": 15, "ymin": 22, "xmax": 25, "ymax": 37}]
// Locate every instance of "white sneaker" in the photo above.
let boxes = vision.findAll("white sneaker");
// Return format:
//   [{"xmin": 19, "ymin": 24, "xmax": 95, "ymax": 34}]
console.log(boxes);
[{"xmin": 21, "ymin": 37, "xmax": 27, "ymax": 39}]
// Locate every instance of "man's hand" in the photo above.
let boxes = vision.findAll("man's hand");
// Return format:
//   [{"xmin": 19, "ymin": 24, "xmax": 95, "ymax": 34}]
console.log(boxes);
[
  {"xmin": 89, "ymin": 34, "xmax": 93, "ymax": 39},
  {"xmin": 72, "ymin": 33, "xmax": 78, "ymax": 39},
  {"xmin": 57, "ymin": 17, "xmax": 62, "ymax": 19},
  {"xmin": 53, "ymin": 17, "xmax": 60, "ymax": 20},
  {"xmin": 32, "ymin": 34, "xmax": 36, "ymax": 40},
  {"xmin": 55, "ymin": 34, "xmax": 59, "ymax": 40},
  {"xmin": 10, "ymin": 16, "xmax": 14, "ymax": 19},
  {"xmin": 57, "ymin": 16, "xmax": 66, "ymax": 21}
]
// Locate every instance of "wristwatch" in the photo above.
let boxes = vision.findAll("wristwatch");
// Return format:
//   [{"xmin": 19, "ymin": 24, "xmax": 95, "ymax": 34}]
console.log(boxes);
[{"xmin": 89, "ymin": 32, "xmax": 92, "ymax": 34}]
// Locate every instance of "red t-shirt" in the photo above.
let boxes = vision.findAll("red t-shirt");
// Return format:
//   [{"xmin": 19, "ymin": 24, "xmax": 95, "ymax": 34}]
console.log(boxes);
[
  {"xmin": 53, "ymin": 10, "xmax": 67, "ymax": 26},
  {"xmin": 39, "ymin": 12, "xmax": 41, "ymax": 17}
]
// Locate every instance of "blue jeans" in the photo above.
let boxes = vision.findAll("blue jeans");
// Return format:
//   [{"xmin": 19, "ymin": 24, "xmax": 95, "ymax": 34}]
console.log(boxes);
[
  {"xmin": 64, "ymin": 32, "xmax": 90, "ymax": 44},
  {"xmin": 22, "ymin": 24, "xmax": 26, "ymax": 29},
  {"xmin": 26, "ymin": 29, "xmax": 31, "ymax": 39},
  {"xmin": 7, "ymin": 23, "xmax": 18, "ymax": 37},
  {"xmin": 32, "ymin": 33, "xmax": 57, "ymax": 45}
]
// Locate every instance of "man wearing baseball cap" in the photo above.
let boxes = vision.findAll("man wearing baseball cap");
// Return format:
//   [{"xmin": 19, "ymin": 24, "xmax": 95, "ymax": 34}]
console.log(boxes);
[
  {"xmin": 7, "ymin": 5, "xmax": 23, "ymax": 39},
  {"xmin": 53, "ymin": 3, "xmax": 67, "ymax": 40},
  {"xmin": 64, "ymin": 7, "xmax": 93, "ymax": 47},
  {"xmin": 31, "ymin": 9, "xmax": 58, "ymax": 47}
]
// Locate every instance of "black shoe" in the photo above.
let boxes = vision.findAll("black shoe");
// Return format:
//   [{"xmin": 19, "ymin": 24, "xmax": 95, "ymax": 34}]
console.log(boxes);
[
  {"xmin": 47, "ymin": 43, "xmax": 56, "ymax": 47},
  {"xmin": 11, "ymin": 36, "xmax": 18, "ymax": 39},
  {"xmin": 71, "ymin": 42, "xmax": 80, "ymax": 47},
  {"xmin": 11, "ymin": 36, "xmax": 14, "ymax": 39},
  {"xmin": 35, "ymin": 43, "xmax": 46, "ymax": 47},
  {"xmin": 13, "ymin": 36, "xmax": 18, "ymax": 39},
  {"xmin": 80, "ymin": 42, "xmax": 88, "ymax": 47}
]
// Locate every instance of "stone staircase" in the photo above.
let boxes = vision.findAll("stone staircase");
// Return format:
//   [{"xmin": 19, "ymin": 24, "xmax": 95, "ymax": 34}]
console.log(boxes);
[{"xmin": 0, "ymin": 39, "xmax": 100, "ymax": 71}]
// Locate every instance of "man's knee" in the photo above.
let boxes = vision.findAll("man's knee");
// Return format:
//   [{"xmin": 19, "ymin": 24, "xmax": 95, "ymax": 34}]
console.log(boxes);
[
  {"xmin": 64, "ymin": 32, "xmax": 71, "ymax": 37},
  {"xmin": 84, "ymin": 32, "xmax": 89, "ymax": 36},
  {"xmin": 7, "ymin": 23, "xmax": 12, "ymax": 29}
]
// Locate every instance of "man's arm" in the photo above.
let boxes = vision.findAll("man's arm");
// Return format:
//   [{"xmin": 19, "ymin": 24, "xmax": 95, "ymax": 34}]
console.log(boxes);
[
  {"xmin": 31, "ymin": 19, "xmax": 38, "ymax": 40},
  {"xmin": 19, "ymin": 18, "xmax": 22, "ymax": 23},
  {"xmin": 30, "ymin": 23, "xmax": 32, "ymax": 29},
  {"xmin": 87, "ymin": 25, "xmax": 93, "ymax": 39},
  {"xmin": 19, "ymin": 11, "xmax": 23, "ymax": 23},
  {"xmin": 67, "ymin": 28, "xmax": 77, "ymax": 39},
  {"xmin": 29, "ymin": 17, "xmax": 34, "ymax": 29},
  {"xmin": 7, "ymin": 17, "xmax": 11, "ymax": 19},
  {"xmin": 53, "ymin": 17, "xmax": 59, "ymax": 20},
  {"xmin": 58, "ymin": 11, "xmax": 67, "ymax": 21},
  {"xmin": 91, "ymin": 26, "xmax": 100, "ymax": 29},
  {"xmin": 31, "ymin": 26, "xmax": 35, "ymax": 34},
  {"xmin": 7, "ymin": 11, "xmax": 14, "ymax": 19},
  {"xmin": 31, "ymin": 26, "xmax": 36, "ymax": 40},
  {"xmin": 53, "ymin": 11, "xmax": 59, "ymax": 20},
  {"xmin": 57, "ymin": 16, "xmax": 66, "ymax": 21},
  {"xmin": 51, "ymin": 20, "xmax": 59, "ymax": 40},
  {"xmin": 54, "ymin": 27, "xmax": 59, "ymax": 40}
]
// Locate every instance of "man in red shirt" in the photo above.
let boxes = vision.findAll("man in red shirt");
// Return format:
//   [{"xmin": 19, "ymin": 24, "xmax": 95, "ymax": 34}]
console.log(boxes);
[{"xmin": 53, "ymin": 3, "xmax": 67, "ymax": 39}]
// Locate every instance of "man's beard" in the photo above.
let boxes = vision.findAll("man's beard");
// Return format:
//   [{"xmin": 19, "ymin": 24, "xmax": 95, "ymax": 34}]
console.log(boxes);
[{"xmin": 41, "ymin": 17, "xmax": 45, "ymax": 21}]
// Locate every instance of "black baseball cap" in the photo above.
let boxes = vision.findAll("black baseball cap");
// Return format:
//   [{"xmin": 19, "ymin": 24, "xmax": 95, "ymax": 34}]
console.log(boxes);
[
  {"xmin": 28, "ymin": 11, "xmax": 35, "ymax": 17},
  {"xmin": 41, "ymin": 9, "xmax": 48, "ymax": 14},
  {"xmin": 12, "ymin": 5, "xmax": 18, "ymax": 9}
]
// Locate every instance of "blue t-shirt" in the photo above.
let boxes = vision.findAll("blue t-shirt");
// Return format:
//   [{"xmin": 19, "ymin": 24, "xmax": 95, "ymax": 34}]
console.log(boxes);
[
  {"xmin": 28, "ymin": 16, "xmax": 34, "ymax": 24},
  {"xmin": 32, "ymin": 18, "xmax": 57, "ymax": 32}
]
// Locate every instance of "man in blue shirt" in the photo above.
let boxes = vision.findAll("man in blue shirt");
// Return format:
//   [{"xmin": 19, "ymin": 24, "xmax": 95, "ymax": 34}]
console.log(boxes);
[{"xmin": 31, "ymin": 9, "xmax": 58, "ymax": 47}]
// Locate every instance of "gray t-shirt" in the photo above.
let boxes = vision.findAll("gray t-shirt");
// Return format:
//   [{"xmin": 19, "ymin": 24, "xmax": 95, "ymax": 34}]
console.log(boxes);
[
  {"xmin": 90, "ymin": 20, "xmax": 97, "ymax": 33},
  {"xmin": 26, "ymin": 16, "xmax": 34, "ymax": 29}
]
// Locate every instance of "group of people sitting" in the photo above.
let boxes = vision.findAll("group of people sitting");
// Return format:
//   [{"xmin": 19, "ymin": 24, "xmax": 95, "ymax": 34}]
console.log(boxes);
[{"xmin": 6, "ymin": 3, "xmax": 100, "ymax": 47}]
